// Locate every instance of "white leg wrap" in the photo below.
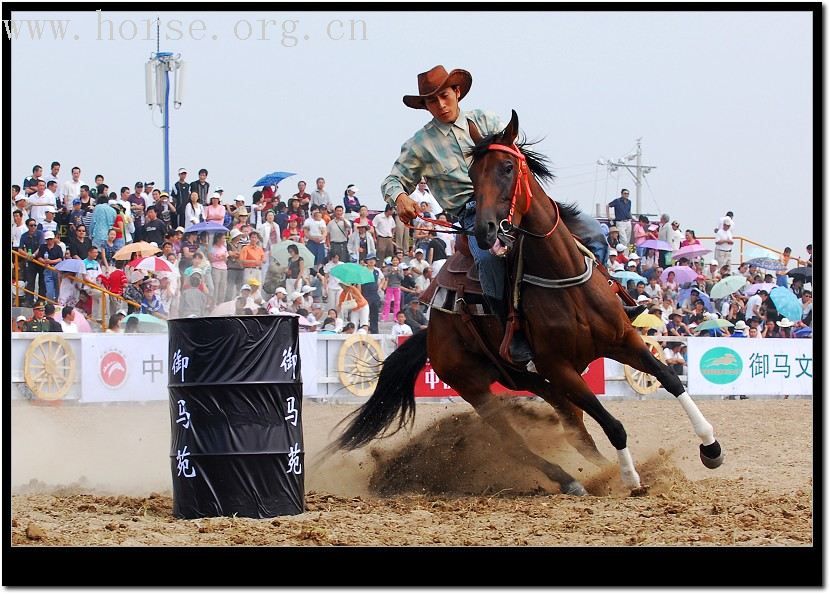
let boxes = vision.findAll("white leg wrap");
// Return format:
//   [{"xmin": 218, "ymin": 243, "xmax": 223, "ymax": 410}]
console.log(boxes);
[
  {"xmin": 616, "ymin": 447, "xmax": 641, "ymax": 489},
  {"xmin": 678, "ymin": 392, "xmax": 715, "ymax": 446}
]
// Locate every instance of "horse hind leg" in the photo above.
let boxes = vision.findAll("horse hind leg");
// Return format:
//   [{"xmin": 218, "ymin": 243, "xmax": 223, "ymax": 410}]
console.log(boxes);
[{"xmin": 609, "ymin": 331, "xmax": 724, "ymax": 470}]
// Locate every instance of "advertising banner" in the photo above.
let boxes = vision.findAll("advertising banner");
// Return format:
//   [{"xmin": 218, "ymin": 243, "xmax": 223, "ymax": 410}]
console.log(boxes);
[
  {"xmin": 687, "ymin": 338, "xmax": 813, "ymax": 396},
  {"xmin": 81, "ymin": 334, "xmax": 169, "ymax": 403}
]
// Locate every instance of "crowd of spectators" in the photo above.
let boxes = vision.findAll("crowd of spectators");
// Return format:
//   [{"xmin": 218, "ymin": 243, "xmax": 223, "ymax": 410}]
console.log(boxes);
[
  {"xmin": 12, "ymin": 164, "xmax": 813, "ymax": 347},
  {"xmin": 12, "ymin": 163, "xmax": 452, "ymax": 335}
]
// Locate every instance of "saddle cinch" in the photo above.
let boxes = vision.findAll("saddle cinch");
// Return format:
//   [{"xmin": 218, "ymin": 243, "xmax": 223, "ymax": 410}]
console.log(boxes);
[{"xmin": 420, "ymin": 234, "xmax": 489, "ymax": 315}]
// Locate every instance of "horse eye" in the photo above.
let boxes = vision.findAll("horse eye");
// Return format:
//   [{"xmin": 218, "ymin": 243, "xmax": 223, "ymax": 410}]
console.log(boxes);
[{"xmin": 503, "ymin": 162, "xmax": 514, "ymax": 174}]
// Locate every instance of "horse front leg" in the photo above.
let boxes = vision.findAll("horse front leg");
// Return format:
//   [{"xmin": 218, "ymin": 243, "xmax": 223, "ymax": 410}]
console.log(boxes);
[
  {"xmin": 608, "ymin": 330, "xmax": 724, "ymax": 470},
  {"xmin": 537, "ymin": 363, "xmax": 644, "ymax": 493}
]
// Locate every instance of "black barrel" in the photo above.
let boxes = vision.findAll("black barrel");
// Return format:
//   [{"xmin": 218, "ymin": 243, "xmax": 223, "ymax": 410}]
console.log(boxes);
[{"xmin": 168, "ymin": 315, "xmax": 304, "ymax": 519}]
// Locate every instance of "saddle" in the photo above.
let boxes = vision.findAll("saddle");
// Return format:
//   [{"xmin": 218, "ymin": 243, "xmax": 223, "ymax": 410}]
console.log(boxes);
[{"xmin": 420, "ymin": 234, "xmax": 485, "ymax": 312}]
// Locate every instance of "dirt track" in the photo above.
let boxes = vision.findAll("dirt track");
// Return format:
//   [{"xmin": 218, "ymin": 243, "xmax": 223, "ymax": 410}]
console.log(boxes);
[{"xmin": 11, "ymin": 398, "xmax": 813, "ymax": 546}]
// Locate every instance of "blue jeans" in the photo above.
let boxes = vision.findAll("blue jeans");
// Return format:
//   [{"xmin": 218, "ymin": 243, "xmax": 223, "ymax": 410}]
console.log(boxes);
[
  {"xmin": 459, "ymin": 202, "xmax": 609, "ymax": 299},
  {"xmin": 459, "ymin": 202, "xmax": 506, "ymax": 300},
  {"xmin": 44, "ymin": 269, "xmax": 59, "ymax": 301},
  {"xmin": 564, "ymin": 210, "xmax": 609, "ymax": 265}
]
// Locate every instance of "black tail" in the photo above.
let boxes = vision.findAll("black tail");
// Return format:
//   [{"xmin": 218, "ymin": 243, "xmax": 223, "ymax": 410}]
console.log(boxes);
[{"xmin": 332, "ymin": 329, "xmax": 428, "ymax": 451}]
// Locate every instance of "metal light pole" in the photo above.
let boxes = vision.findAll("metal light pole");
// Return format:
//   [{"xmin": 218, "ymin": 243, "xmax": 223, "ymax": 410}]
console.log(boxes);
[{"xmin": 145, "ymin": 24, "xmax": 184, "ymax": 193}]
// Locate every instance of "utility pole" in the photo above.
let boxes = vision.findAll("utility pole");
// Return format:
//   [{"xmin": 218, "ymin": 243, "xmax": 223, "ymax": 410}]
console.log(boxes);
[
  {"xmin": 145, "ymin": 18, "xmax": 185, "ymax": 193},
  {"xmin": 597, "ymin": 138, "xmax": 656, "ymax": 216}
]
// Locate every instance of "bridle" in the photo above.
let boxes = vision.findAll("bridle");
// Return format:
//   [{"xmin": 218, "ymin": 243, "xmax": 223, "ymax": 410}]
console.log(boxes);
[{"xmin": 486, "ymin": 143, "xmax": 560, "ymax": 239}]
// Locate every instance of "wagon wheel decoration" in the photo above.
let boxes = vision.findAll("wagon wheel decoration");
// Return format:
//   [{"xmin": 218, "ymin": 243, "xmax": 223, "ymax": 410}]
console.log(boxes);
[
  {"xmin": 337, "ymin": 335, "xmax": 384, "ymax": 397},
  {"xmin": 624, "ymin": 336, "xmax": 666, "ymax": 395},
  {"xmin": 24, "ymin": 334, "xmax": 77, "ymax": 401}
]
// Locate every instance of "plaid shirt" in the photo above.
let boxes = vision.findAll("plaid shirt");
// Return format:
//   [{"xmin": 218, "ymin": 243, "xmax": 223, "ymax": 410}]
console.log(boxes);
[{"xmin": 381, "ymin": 109, "xmax": 504, "ymax": 217}]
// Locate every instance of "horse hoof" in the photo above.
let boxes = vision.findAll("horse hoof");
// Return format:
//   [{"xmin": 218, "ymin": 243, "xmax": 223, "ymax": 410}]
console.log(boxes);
[
  {"xmin": 700, "ymin": 441, "xmax": 724, "ymax": 469},
  {"xmin": 562, "ymin": 481, "xmax": 587, "ymax": 496},
  {"xmin": 629, "ymin": 485, "xmax": 650, "ymax": 497}
]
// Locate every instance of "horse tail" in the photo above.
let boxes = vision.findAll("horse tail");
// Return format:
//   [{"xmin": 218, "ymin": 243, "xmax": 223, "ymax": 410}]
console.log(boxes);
[{"xmin": 332, "ymin": 329, "xmax": 428, "ymax": 451}]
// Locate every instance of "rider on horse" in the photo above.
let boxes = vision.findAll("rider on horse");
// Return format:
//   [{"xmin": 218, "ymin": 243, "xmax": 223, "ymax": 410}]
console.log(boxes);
[{"xmin": 381, "ymin": 65, "xmax": 646, "ymax": 368}]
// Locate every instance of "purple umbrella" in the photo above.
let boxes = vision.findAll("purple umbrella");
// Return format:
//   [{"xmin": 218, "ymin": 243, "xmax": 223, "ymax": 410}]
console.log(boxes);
[
  {"xmin": 672, "ymin": 245, "xmax": 712, "ymax": 261},
  {"xmin": 640, "ymin": 239, "xmax": 673, "ymax": 251},
  {"xmin": 660, "ymin": 266, "xmax": 698, "ymax": 285}
]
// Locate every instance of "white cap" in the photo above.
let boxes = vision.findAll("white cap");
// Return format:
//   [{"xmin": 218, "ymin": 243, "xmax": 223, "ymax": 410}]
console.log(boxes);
[
  {"xmin": 627, "ymin": 260, "xmax": 637, "ymax": 268},
  {"xmin": 150, "ymin": 241, "xmax": 159, "ymax": 248},
  {"xmin": 301, "ymin": 285, "xmax": 314, "ymax": 294},
  {"xmin": 229, "ymin": 229, "xmax": 242, "ymax": 240},
  {"xmin": 615, "ymin": 243, "xmax": 626, "ymax": 252},
  {"xmin": 44, "ymin": 205, "xmax": 56, "ymax": 213},
  {"xmin": 709, "ymin": 259, "xmax": 719, "ymax": 266},
  {"xmin": 117, "ymin": 309, "xmax": 128, "ymax": 316},
  {"xmin": 215, "ymin": 186, "xmax": 224, "ymax": 193},
  {"xmin": 290, "ymin": 291, "xmax": 303, "ymax": 301},
  {"xmin": 611, "ymin": 263, "xmax": 624, "ymax": 272},
  {"xmin": 275, "ymin": 287, "xmax": 287, "ymax": 294},
  {"xmin": 43, "ymin": 231, "xmax": 55, "ymax": 240},
  {"xmin": 628, "ymin": 253, "xmax": 640, "ymax": 260},
  {"xmin": 178, "ymin": 167, "xmax": 187, "ymax": 174},
  {"xmin": 734, "ymin": 320, "xmax": 748, "ymax": 330},
  {"xmin": 240, "ymin": 284, "xmax": 252, "ymax": 291},
  {"xmin": 235, "ymin": 194, "xmax": 246, "ymax": 202},
  {"xmin": 347, "ymin": 185, "xmax": 359, "ymax": 194},
  {"xmin": 400, "ymin": 263, "xmax": 409, "ymax": 270},
  {"xmin": 637, "ymin": 295, "xmax": 650, "ymax": 303},
  {"xmin": 16, "ymin": 315, "xmax": 27, "ymax": 322},
  {"xmin": 210, "ymin": 192, "xmax": 221, "ymax": 200},
  {"xmin": 722, "ymin": 216, "xmax": 733, "ymax": 226},
  {"xmin": 415, "ymin": 248, "xmax": 424, "ymax": 254}
]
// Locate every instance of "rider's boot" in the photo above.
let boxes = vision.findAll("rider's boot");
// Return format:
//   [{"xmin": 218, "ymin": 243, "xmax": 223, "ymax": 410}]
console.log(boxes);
[
  {"xmin": 623, "ymin": 304, "xmax": 648, "ymax": 321},
  {"xmin": 486, "ymin": 296, "xmax": 535, "ymax": 368}
]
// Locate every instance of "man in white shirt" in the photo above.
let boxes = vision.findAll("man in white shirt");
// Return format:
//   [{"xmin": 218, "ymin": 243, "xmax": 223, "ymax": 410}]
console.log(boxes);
[
  {"xmin": 669, "ymin": 219, "xmax": 683, "ymax": 250},
  {"xmin": 745, "ymin": 290, "xmax": 764, "ymax": 320},
  {"xmin": 12, "ymin": 209, "xmax": 27, "ymax": 248},
  {"xmin": 373, "ymin": 204, "xmax": 397, "ymax": 262},
  {"xmin": 408, "ymin": 178, "xmax": 441, "ymax": 216},
  {"xmin": 323, "ymin": 251, "xmax": 344, "ymax": 311},
  {"xmin": 39, "ymin": 207, "xmax": 59, "ymax": 241},
  {"xmin": 61, "ymin": 166, "xmax": 84, "ymax": 209},
  {"xmin": 303, "ymin": 206, "xmax": 328, "ymax": 265},
  {"xmin": 714, "ymin": 216, "xmax": 734, "ymax": 268},
  {"xmin": 27, "ymin": 179, "xmax": 57, "ymax": 225}
]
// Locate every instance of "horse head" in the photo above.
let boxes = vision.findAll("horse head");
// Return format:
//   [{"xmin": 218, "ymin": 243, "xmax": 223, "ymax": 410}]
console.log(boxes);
[{"xmin": 469, "ymin": 110, "xmax": 524, "ymax": 250}]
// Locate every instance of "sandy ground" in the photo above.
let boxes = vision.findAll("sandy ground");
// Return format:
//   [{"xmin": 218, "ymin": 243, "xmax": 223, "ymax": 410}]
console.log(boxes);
[{"xmin": 11, "ymin": 397, "xmax": 813, "ymax": 546}]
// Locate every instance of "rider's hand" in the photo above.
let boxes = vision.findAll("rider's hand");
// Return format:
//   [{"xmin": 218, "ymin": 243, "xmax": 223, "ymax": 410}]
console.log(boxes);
[{"xmin": 395, "ymin": 193, "xmax": 421, "ymax": 225}]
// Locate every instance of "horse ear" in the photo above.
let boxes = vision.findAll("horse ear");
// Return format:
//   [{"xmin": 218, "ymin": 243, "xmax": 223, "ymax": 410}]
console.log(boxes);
[{"xmin": 500, "ymin": 110, "xmax": 520, "ymax": 144}]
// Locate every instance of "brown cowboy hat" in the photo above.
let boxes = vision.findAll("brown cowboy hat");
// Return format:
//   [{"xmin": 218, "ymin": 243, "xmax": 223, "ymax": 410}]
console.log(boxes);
[{"xmin": 403, "ymin": 65, "xmax": 472, "ymax": 110}]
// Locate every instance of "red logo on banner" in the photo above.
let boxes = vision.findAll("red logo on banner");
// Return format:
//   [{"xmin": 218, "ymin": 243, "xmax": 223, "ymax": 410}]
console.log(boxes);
[
  {"xmin": 402, "ymin": 336, "xmax": 605, "ymax": 397},
  {"xmin": 100, "ymin": 350, "xmax": 127, "ymax": 388}
]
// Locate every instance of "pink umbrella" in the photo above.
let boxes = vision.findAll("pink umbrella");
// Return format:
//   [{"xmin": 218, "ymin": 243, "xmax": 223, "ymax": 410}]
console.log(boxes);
[
  {"xmin": 640, "ymin": 239, "xmax": 672, "ymax": 251},
  {"xmin": 745, "ymin": 282, "xmax": 776, "ymax": 296},
  {"xmin": 660, "ymin": 266, "xmax": 698, "ymax": 284},
  {"xmin": 672, "ymin": 244, "xmax": 712, "ymax": 261},
  {"xmin": 73, "ymin": 308, "xmax": 92, "ymax": 332},
  {"xmin": 134, "ymin": 256, "xmax": 179, "ymax": 276}
]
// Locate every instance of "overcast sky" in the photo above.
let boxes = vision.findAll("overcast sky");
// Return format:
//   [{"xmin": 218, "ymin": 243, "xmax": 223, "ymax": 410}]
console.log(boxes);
[{"xmin": 10, "ymin": 9, "xmax": 814, "ymax": 259}]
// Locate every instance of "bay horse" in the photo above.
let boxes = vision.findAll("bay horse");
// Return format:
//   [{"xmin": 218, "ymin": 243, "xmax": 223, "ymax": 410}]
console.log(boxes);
[{"xmin": 333, "ymin": 110, "xmax": 724, "ymax": 495}]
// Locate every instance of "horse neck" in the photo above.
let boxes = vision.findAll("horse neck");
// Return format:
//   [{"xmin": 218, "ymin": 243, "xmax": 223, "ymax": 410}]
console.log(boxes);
[{"xmin": 520, "ymin": 177, "xmax": 586, "ymax": 277}]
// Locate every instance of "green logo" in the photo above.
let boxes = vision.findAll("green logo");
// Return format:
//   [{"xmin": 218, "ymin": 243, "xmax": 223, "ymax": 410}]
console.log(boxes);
[{"xmin": 700, "ymin": 347, "xmax": 743, "ymax": 384}]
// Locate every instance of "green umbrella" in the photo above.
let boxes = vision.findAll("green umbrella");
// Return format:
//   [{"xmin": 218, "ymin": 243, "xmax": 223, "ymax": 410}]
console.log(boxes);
[
  {"xmin": 271, "ymin": 241, "xmax": 316, "ymax": 267},
  {"xmin": 123, "ymin": 313, "xmax": 168, "ymax": 332},
  {"xmin": 694, "ymin": 318, "xmax": 734, "ymax": 333},
  {"xmin": 328, "ymin": 262, "xmax": 375, "ymax": 285},
  {"xmin": 709, "ymin": 275, "xmax": 748, "ymax": 299}
]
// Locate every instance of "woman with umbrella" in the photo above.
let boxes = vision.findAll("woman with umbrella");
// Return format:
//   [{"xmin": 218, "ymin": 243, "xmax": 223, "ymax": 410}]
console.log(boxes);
[
  {"xmin": 338, "ymin": 282, "xmax": 369, "ymax": 328},
  {"xmin": 208, "ymin": 232, "xmax": 229, "ymax": 304},
  {"xmin": 680, "ymin": 229, "xmax": 701, "ymax": 249}
]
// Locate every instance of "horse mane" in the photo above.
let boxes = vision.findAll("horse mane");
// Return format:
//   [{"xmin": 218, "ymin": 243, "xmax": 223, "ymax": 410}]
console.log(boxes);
[
  {"xmin": 469, "ymin": 132, "xmax": 588, "ymax": 224},
  {"xmin": 468, "ymin": 133, "xmax": 556, "ymax": 184}
]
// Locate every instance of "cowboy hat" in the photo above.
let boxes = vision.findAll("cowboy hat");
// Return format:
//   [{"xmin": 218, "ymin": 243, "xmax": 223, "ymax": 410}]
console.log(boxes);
[
  {"xmin": 403, "ymin": 65, "xmax": 473, "ymax": 110},
  {"xmin": 776, "ymin": 317, "xmax": 795, "ymax": 328},
  {"xmin": 734, "ymin": 320, "xmax": 748, "ymax": 331}
]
